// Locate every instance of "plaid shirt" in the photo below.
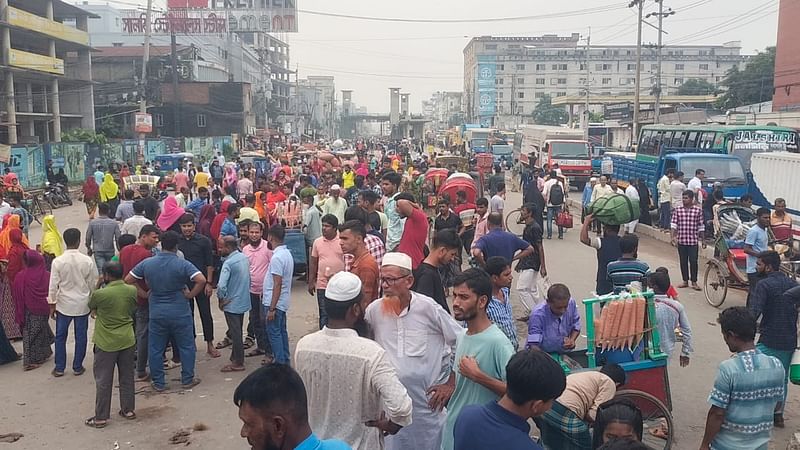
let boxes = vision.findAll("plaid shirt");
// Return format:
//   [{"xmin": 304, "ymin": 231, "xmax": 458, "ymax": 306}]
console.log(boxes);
[
  {"xmin": 364, "ymin": 234, "xmax": 385, "ymax": 268},
  {"xmin": 670, "ymin": 205, "xmax": 704, "ymax": 245},
  {"xmin": 486, "ymin": 288, "xmax": 518, "ymax": 351}
]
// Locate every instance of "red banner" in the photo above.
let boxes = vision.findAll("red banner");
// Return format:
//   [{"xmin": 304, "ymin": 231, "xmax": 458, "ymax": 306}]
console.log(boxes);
[{"xmin": 167, "ymin": 0, "xmax": 207, "ymax": 8}]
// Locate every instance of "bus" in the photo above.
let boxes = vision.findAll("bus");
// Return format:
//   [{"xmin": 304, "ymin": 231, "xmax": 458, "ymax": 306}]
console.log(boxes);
[{"xmin": 636, "ymin": 124, "xmax": 798, "ymax": 170}]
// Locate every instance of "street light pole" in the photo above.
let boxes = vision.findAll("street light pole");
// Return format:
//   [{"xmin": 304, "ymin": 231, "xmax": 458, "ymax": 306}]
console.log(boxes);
[{"xmin": 631, "ymin": 0, "xmax": 644, "ymax": 144}]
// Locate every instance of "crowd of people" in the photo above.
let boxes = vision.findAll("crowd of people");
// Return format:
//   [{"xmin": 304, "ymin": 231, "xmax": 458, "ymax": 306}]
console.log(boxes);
[{"xmin": 0, "ymin": 142, "xmax": 797, "ymax": 450}]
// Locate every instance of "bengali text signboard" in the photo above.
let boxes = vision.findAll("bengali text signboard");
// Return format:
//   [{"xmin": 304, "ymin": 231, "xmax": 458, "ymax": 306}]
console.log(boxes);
[{"xmin": 125, "ymin": 0, "xmax": 297, "ymax": 34}]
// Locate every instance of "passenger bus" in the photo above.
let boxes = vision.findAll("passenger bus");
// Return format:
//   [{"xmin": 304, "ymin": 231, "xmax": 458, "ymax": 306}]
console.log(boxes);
[{"xmin": 637, "ymin": 124, "xmax": 798, "ymax": 170}]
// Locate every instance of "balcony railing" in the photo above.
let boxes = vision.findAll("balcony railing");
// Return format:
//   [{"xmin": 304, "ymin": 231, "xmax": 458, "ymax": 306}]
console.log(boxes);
[{"xmin": 6, "ymin": 6, "xmax": 89, "ymax": 46}]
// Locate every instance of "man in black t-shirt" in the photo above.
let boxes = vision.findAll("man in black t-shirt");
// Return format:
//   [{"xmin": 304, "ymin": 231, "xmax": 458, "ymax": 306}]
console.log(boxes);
[
  {"xmin": 138, "ymin": 184, "xmax": 161, "ymax": 222},
  {"xmin": 516, "ymin": 203, "xmax": 547, "ymax": 313},
  {"xmin": 434, "ymin": 200, "xmax": 461, "ymax": 232},
  {"xmin": 412, "ymin": 229, "xmax": 461, "ymax": 313}
]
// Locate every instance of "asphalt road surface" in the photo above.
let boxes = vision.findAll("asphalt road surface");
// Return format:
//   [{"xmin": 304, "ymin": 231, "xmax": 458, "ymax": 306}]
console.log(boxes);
[{"xmin": 0, "ymin": 191, "xmax": 797, "ymax": 449}]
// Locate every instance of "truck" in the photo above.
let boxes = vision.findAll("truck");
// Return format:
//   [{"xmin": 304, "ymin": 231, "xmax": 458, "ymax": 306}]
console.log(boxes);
[
  {"xmin": 605, "ymin": 150, "xmax": 748, "ymax": 205},
  {"xmin": 490, "ymin": 143, "xmax": 513, "ymax": 166},
  {"xmin": 518, "ymin": 125, "xmax": 593, "ymax": 190},
  {"xmin": 748, "ymin": 152, "xmax": 800, "ymax": 239},
  {"xmin": 464, "ymin": 127, "xmax": 494, "ymax": 154}
]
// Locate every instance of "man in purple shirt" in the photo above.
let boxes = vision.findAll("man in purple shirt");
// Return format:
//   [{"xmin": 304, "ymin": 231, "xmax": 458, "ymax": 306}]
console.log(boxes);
[{"xmin": 526, "ymin": 284, "xmax": 581, "ymax": 355}]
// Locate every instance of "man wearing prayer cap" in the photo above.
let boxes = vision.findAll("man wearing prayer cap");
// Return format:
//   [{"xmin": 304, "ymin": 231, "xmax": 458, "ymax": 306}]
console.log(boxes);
[
  {"xmin": 364, "ymin": 253, "xmax": 463, "ymax": 450},
  {"xmin": 295, "ymin": 272, "xmax": 413, "ymax": 450},
  {"xmin": 321, "ymin": 184, "xmax": 347, "ymax": 223}
]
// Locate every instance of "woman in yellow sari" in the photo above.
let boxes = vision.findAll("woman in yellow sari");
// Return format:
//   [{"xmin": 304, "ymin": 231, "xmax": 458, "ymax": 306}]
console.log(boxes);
[
  {"xmin": 40, "ymin": 215, "xmax": 63, "ymax": 270},
  {"xmin": 99, "ymin": 174, "xmax": 120, "ymax": 218}
]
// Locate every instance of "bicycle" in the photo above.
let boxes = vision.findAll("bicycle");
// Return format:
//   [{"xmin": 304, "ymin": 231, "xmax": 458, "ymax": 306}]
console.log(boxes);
[
  {"xmin": 24, "ymin": 191, "xmax": 53, "ymax": 224},
  {"xmin": 504, "ymin": 207, "xmax": 525, "ymax": 237}
]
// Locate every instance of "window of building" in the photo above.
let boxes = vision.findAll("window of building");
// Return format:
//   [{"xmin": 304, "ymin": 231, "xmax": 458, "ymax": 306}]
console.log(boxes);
[
  {"xmin": 674, "ymin": 78, "xmax": 684, "ymax": 85},
  {"xmin": 535, "ymin": 92, "xmax": 545, "ymax": 99},
  {"xmin": 602, "ymin": 78, "xmax": 611, "ymax": 85},
  {"xmin": 485, "ymin": 44, "xmax": 497, "ymax": 50},
  {"xmin": 498, "ymin": 78, "xmax": 504, "ymax": 84},
  {"xmin": 498, "ymin": 64, "xmax": 505, "ymax": 71},
  {"xmin": 516, "ymin": 64, "xmax": 525, "ymax": 70},
  {"xmin": 556, "ymin": 92, "xmax": 567, "ymax": 97},
  {"xmin": 518, "ymin": 92, "xmax": 525, "ymax": 99},
  {"xmin": 699, "ymin": 50, "xmax": 708, "ymax": 56},
  {"xmin": 550, "ymin": 78, "xmax": 558, "ymax": 85},
  {"xmin": 197, "ymin": 114, "xmax": 207, "ymax": 128},
  {"xmin": 675, "ymin": 64, "xmax": 684, "ymax": 71},
  {"xmin": 557, "ymin": 64, "xmax": 567, "ymax": 70},
  {"xmin": 699, "ymin": 64, "xmax": 709, "ymax": 70},
  {"xmin": 579, "ymin": 63, "xmax": 587, "ymax": 71},
  {"xmin": 498, "ymin": 92, "xmax": 504, "ymax": 98},
  {"xmin": 497, "ymin": 105, "xmax": 505, "ymax": 113},
  {"xmin": 620, "ymin": 78, "xmax": 633, "ymax": 85},
  {"xmin": 154, "ymin": 114, "xmax": 164, "ymax": 127},
  {"xmin": 627, "ymin": 64, "xmax": 636, "ymax": 71},
  {"xmin": 613, "ymin": 50, "xmax": 620, "ymax": 56},
  {"xmin": 596, "ymin": 64, "xmax": 611, "ymax": 71},
  {"xmin": 517, "ymin": 106, "xmax": 524, "ymax": 115},
  {"xmin": 557, "ymin": 78, "xmax": 567, "ymax": 84},
  {"xmin": 626, "ymin": 50, "xmax": 633, "ymax": 56},
  {"xmin": 557, "ymin": 50, "xmax": 568, "ymax": 56},
  {"xmin": 535, "ymin": 64, "xmax": 546, "ymax": 71},
  {"xmin": 508, "ymin": 44, "xmax": 520, "ymax": 49},
  {"xmin": 517, "ymin": 77, "xmax": 524, "ymax": 84},
  {"xmin": 535, "ymin": 78, "xmax": 545, "ymax": 85},
  {"xmin": 651, "ymin": 64, "xmax": 658, "ymax": 71},
  {"xmin": 552, "ymin": 64, "xmax": 559, "ymax": 70}
]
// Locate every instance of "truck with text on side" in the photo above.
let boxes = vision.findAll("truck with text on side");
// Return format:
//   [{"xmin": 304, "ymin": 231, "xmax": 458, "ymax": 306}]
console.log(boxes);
[
  {"xmin": 517, "ymin": 125, "xmax": 593, "ymax": 190},
  {"xmin": 748, "ymin": 152, "xmax": 800, "ymax": 241}
]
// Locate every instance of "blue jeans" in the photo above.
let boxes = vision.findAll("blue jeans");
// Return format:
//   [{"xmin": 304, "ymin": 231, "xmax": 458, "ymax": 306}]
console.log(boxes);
[
  {"xmin": 756, "ymin": 343, "xmax": 792, "ymax": 414},
  {"xmin": 266, "ymin": 308, "xmax": 290, "ymax": 364},
  {"xmin": 546, "ymin": 206, "xmax": 563, "ymax": 239},
  {"xmin": 316, "ymin": 289, "xmax": 328, "ymax": 330},
  {"xmin": 659, "ymin": 202, "xmax": 671, "ymax": 229},
  {"xmin": 54, "ymin": 312, "xmax": 89, "ymax": 373},
  {"xmin": 148, "ymin": 315, "xmax": 196, "ymax": 388},
  {"xmin": 93, "ymin": 251, "xmax": 115, "ymax": 274}
]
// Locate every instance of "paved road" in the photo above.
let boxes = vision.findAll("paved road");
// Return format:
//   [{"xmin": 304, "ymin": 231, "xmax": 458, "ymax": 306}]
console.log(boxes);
[{"xmin": 0, "ymin": 193, "xmax": 797, "ymax": 449}]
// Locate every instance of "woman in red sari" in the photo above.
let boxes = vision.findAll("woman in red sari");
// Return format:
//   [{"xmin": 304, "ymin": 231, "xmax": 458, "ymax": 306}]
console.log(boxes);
[
  {"xmin": 82, "ymin": 176, "xmax": 101, "ymax": 219},
  {"xmin": 0, "ymin": 223, "xmax": 27, "ymax": 340},
  {"xmin": 14, "ymin": 250, "xmax": 53, "ymax": 370},
  {"xmin": 197, "ymin": 204, "xmax": 217, "ymax": 239},
  {"xmin": 210, "ymin": 200, "xmax": 232, "ymax": 243}
]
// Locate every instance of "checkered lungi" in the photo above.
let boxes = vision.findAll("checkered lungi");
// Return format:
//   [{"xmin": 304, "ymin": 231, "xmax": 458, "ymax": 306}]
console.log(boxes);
[{"xmin": 537, "ymin": 400, "xmax": 592, "ymax": 450}]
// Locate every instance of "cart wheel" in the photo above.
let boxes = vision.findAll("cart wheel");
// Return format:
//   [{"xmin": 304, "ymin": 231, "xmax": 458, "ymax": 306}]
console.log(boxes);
[
  {"xmin": 703, "ymin": 261, "xmax": 728, "ymax": 308},
  {"xmin": 505, "ymin": 208, "xmax": 524, "ymax": 237},
  {"xmin": 615, "ymin": 389, "xmax": 674, "ymax": 450}
]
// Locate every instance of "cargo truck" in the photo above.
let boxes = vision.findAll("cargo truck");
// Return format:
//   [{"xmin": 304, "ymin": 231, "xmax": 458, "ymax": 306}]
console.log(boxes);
[{"xmin": 517, "ymin": 125, "xmax": 592, "ymax": 190}]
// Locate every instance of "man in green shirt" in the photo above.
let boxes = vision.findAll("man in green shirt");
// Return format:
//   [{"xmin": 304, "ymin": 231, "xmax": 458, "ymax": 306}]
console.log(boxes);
[
  {"xmin": 86, "ymin": 262, "xmax": 138, "ymax": 428},
  {"xmin": 434, "ymin": 268, "xmax": 515, "ymax": 450}
]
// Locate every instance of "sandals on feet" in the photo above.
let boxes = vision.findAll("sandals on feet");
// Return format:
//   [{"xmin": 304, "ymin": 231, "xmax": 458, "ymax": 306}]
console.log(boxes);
[
  {"xmin": 214, "ymin": 338, "xmax": 232, "ymax": 350},
  {"xmin": 118, "ymin": 411, "xmax": 137, "ymax": 420},
  {"xmin": 221, "ymin": 364, "xmax": 246, "ymax": 372},
  {"xmin": 85, "ymin": 417, "xmax": 108, "ymax": 429}
]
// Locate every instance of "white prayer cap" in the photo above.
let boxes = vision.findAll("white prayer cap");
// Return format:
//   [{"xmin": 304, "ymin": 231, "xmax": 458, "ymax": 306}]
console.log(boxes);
[
  {"xmin": 325, "ymin": 272, "xmax": 362, "ymax": 302},
  {"xmin": 381, "ymin": 252, "xmax": 412, "ymax": 271},
  {"xmin": 330, "ymin": 184, "xmax": 341, "ymax": 191}
]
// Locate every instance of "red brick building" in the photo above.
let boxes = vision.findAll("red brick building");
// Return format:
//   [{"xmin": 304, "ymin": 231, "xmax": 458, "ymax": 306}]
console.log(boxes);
[{"xmin": 773, "ymin": 0, "xmax": 800, "ymax": 111}]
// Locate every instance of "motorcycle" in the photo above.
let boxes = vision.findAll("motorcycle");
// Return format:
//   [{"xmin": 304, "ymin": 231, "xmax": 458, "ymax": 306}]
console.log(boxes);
[{"xmin": 44, "ymin": 182, "xmax": 72, "ymax": 208}]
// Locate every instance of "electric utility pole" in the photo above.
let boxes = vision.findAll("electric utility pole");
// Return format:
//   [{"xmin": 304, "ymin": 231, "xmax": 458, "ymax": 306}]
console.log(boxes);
[
  {"xmin": 630, "ymin": 0, "xmax": 644, "ymax": 144},
  {"xmin": 138, "ymin": 0, "xmax": 153, "ymax": 164},
  {"xmin": 647, "ymin": 0, "xmax": 675, "ymax": 124},
  {"xmin": 582, "ymin": 28, "xmax": 591, "ymax": 141}
]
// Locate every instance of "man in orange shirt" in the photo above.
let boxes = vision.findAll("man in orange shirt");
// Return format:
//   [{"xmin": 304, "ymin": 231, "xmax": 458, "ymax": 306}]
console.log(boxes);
[{"xmin": 339, "ymin": 220, "xmax": 379, "ymax": 306}]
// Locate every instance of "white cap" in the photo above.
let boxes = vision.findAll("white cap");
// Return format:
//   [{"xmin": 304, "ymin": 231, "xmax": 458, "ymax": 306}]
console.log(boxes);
[
  {"xmin": 330, "ymin": 184, "xmax": 341, "ymax": 191},
  {"xmin": 381, "ymin": 252, "xmax": 412, "ymax": 271},
  {"xmin": 325, "ymin": 272, "xmax": 362, "ymax": 302}
]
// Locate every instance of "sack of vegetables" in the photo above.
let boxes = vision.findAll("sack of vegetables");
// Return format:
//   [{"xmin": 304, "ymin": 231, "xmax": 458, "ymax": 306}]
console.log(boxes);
[{"xmin": 589, "ymin": 194, "xmax": 638, "ymax": 225}]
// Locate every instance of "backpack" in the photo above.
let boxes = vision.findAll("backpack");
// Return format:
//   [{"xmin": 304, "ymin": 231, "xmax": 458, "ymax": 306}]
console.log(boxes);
[
  {"xmin": 549, "ymin": 181, "xmax": 564, "ymax": 206},
  {"xmin": 589, "ymin": 193, "xmax": 638, "ymax": 225}
]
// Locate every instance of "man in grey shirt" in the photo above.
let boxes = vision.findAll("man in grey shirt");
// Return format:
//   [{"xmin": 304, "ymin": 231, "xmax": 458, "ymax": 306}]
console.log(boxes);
[
  {"xmin": 115, "ymin": 189, "xmax": 136, "ymax": 223},
  {"xmin": 87, "ymin": 202, "xmax": 121, "ymax": 273},
  {"xmin": 490, "ymin": 182, "xmax": 506, "ymax": 216}
]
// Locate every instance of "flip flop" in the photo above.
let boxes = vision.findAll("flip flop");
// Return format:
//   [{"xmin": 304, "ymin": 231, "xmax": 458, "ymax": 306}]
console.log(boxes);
[
  {"xmin": 245, "ymin": 349, "xmax": 265, "ymax": 358},
  {"xmin": 221, "ymin": 365, "xmax": 246, "ymax": 372},
  {"xmin": 85, "ymin": 417, "xmax": 108, "ymax": 429},
  {"xmin": 118, "ymin": 411, "xmax": 137, "ymax": 420},
  {"xmin": 214, "ymin": 338, "xmax": 232, "ymax": 350},
  {"xmin": 692, "ymin": 285, "xmax": 702, "ymax": 291}
]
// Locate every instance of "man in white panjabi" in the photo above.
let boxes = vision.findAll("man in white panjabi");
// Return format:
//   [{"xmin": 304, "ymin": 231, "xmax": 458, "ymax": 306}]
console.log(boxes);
[
  {"xmin": 295, "ymin": 272, "xmax": 413, "ymax": 450},
  {"xmin": 365, "ymin": 253, "xmax": 463, "ymax": 450}
]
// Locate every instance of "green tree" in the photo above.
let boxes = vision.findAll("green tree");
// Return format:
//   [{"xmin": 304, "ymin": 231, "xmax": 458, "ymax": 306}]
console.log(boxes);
[
  {"xmin": 677, "ymin": 78, "xmax": 720, "ymax": 96},
  {"xmin": 531, "ymin": 95, "xmax": 569, "ymax": 126},
  {"xmin": 588, "ymin": 111, "xmax": 604, "ymax": 123},
  {"xmin": 61, "ymin": 128, "xmax": 107, "ymax": 145},
  {"xmin": 716, "ymin": 46, "xmax": 775, "ymax": 109}
]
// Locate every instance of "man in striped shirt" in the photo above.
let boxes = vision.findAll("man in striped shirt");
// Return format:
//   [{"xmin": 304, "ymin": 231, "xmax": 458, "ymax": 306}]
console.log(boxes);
[
  {"xmin": 606, "ymin": 234, "xmax": 650, "ymax": 294},
  {"xmin": 484, "ymin": 256, "xmax": 518, "ymax": 350}
]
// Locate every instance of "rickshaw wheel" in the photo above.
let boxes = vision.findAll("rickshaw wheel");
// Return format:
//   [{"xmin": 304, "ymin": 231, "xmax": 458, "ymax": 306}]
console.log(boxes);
[
  {"xmin": 505, "ymin": 208, "xmax": 524, "ymax": 237},
  {"xmin": 703, "ymin": 261, "xmax": 728, "ymax": 308},
  {"xmin": 615, "ymin": 389, "xmax": 674, "ymax": 450}
]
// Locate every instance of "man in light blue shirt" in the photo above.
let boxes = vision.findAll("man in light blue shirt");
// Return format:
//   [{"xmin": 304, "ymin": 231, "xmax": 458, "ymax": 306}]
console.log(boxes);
[
  {"xmin": 744, "ymin": 208, "xmax": 771, "ymax": 308},
  {"xmin": 262, "ymin": 225, "xmax": 295, "ymax": 365},
  {"xmin": 381, "ymin": 172, "xmax": 404, "ymax": 251},
  {"xmin": 235, "ymin": 364, "xmax": 352, "ymax": 450},
  {"xmin": 217, "ymin": 235, "xmax": 251, "ymax": 372},
  {"xmin": 94, "ymin": 167, "xmax": 105, "ymax": 185}
]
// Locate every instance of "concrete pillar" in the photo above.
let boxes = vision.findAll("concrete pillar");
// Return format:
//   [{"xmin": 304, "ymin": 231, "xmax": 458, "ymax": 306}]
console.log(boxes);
[
  {"xmin": 51, "ymin": 78, "xmax": 61, "ymax": 142},
  {"xmin": 46, "ymin": 0, "xmax": 54, "ymax": 19},
  {"xmin": 389, "ymin": 88, "xmax": 400, "ymax": 125},
  {"xmin": 25, "ymin": 83, "xmax": 33, "ymax": 112},
  {"xmin": 400, "ymin": 93, "xmax": 410, "ymax": 118},
  {"xmin": 2, "ymin": 12, "xmax": 17, "ymax": 144}
]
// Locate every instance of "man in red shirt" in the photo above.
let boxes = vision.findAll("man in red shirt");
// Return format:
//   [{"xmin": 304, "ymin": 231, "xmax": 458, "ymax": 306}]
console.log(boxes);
[
  {"xmin": 395, "ymin": 192, "xmax": 428, "ymax": 270},
  {"xmin": 265, "ymin": 180, "xmax": 287, "ymax": 215},
  {"xmin": 119, "ymin": 224, "xmax": 159, "ymax": 380},
  {"xmin": 339, "ymin": 220, "xmax": 380, "ymax": 306}
]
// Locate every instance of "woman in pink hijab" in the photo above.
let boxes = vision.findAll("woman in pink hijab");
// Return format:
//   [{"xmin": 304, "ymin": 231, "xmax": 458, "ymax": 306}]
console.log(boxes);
[{"xmin": 157, "ymin": 196, "xmax": 185, "ymax": 232}]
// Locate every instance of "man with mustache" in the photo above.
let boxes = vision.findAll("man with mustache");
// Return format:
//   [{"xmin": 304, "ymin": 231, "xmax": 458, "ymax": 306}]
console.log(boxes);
[
  {"xmin": 364, "ymin": 252, "xmax": 462, "ymax": 450},
  {"xmin": 295, "ymin": 272, "xmax": 412, "ymax": 450},
  {"xmin": 438, "ymin": 269, "xmax": 515, "ymax": 450}
]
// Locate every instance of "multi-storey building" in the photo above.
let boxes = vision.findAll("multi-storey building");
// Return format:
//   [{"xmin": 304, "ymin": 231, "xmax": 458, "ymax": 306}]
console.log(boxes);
[
  {"xmin": 1, "ymin": 0, "xmax": 96, "ymax": 144},
  {"xmin": 773, "ymin": 0, "xmax": 800, "ymax": 111},
  {"xmin": 304, "ymin": 76, "xmax": 336, "ymax": 139},
  {"xmin": 424, "ymin": 91, "xmax": 463, "ymax": 130},
  {"xmin": 463, "ymin": 34, "xmax": 746, "ymax": 128}
]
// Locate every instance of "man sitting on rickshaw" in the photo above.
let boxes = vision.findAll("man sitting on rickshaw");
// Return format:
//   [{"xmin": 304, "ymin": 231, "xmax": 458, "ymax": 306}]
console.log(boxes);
[{"xmin": 537, "ymin": 363, "xmax": 626, "ymax": 450}]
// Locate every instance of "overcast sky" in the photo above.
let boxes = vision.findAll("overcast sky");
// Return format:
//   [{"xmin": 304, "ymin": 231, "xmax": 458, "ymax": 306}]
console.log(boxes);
[{"xmin": 132, "ymin": 0, "xmax": 779, "ymax": 113}]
